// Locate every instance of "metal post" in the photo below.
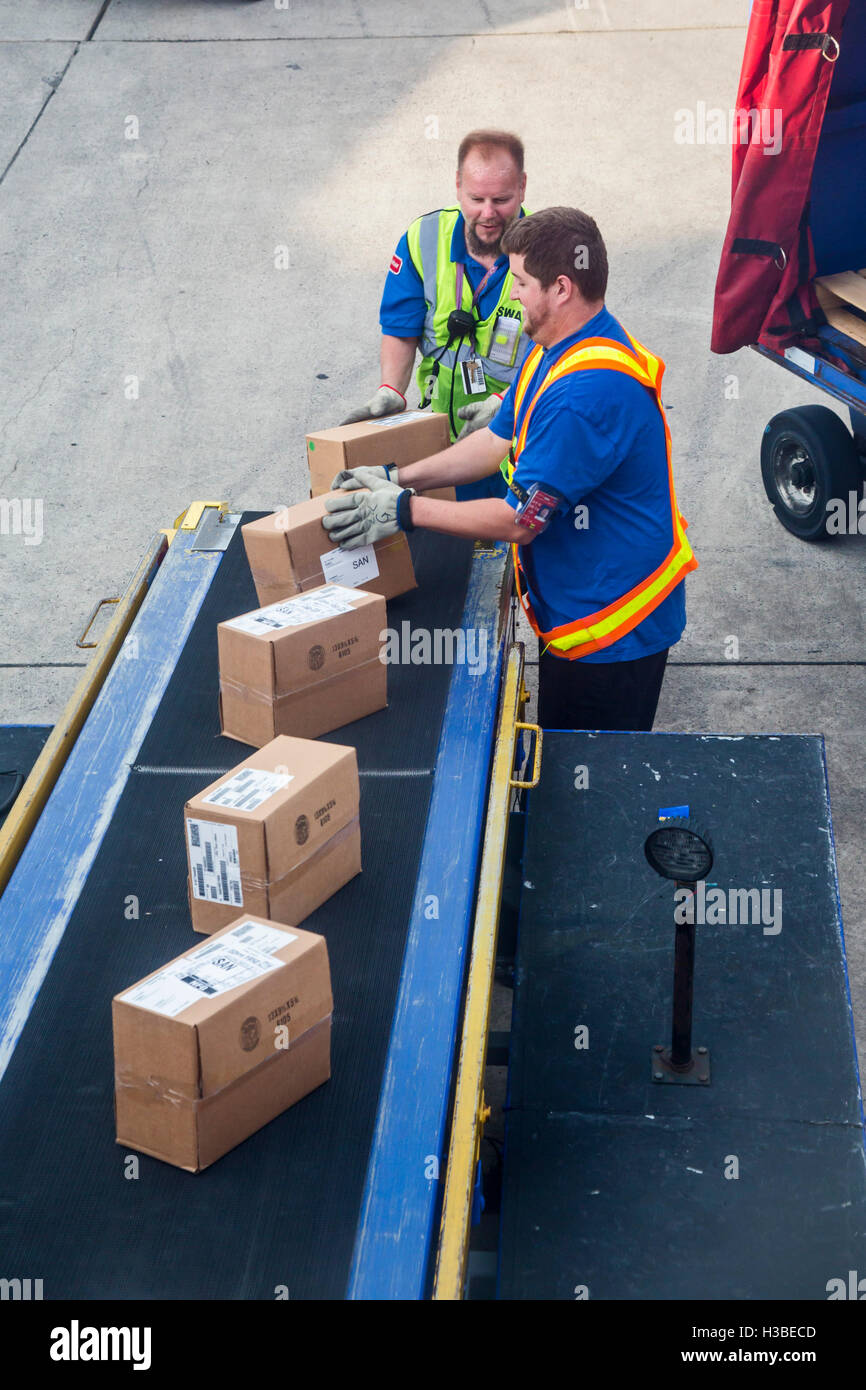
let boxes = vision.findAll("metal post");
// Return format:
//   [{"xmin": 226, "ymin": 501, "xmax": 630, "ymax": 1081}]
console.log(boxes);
[
  {"xmin": 670, "ymin": 881, "xmax": 696, "ymax": 1069},
  {"xmin": 651, "ymin": 879, "xmax": 710, "ymax": 1085}
]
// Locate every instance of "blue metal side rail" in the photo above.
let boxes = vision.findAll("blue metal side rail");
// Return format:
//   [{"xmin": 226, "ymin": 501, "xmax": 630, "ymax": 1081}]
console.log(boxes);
[{"xmin": 348, "ymin": 544, "xmax": 510, "ymax": 1300}]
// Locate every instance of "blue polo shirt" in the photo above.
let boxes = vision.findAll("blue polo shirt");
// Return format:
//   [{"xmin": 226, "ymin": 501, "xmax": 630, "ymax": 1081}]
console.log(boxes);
[
  {"xmin": 379, "ymin": 208, "xmax": 521, "ymax": 335},
  {"xmin": 488, "ymin": 306, "xmax": 688, "ymax": 663}
]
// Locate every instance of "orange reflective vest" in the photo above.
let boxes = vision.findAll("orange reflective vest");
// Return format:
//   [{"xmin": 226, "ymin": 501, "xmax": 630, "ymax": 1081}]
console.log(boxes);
[{"xmin": 502, "ymin": 332, "xmax": 697, "ymax": 659}]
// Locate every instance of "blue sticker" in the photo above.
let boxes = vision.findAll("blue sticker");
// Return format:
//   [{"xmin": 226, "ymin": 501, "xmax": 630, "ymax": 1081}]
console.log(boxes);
[{"xmin": 658, "ymin": 804, "xmax": 689, "ymax": 821}]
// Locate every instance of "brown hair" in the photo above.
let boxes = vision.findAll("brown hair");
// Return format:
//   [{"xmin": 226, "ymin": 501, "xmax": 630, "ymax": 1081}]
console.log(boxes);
[
  {"xmin": 457, "ymin": 129, "xmax": 525, "ymax": 174},
  {"xmin": 502, "ymin": 206, "xmax": 608, "ymax": 301}
]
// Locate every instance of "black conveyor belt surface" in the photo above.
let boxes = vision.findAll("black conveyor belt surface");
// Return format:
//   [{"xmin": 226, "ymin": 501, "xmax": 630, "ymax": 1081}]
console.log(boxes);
[
  {"xmin": 499, "ymin": 732, "xmax": 866, "ymax": 1300},
  {"xmin": 0, "ymin": 519, "xmax": 474, "ymax": 1299},
  {"xmin": 0, "ymin": 726, "xmax": 51, "ymax": 829}
]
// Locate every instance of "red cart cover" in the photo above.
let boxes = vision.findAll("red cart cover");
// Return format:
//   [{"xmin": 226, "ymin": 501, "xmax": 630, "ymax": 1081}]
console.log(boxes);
[{"xmin": 711, "ymin": 0, "xmax": 851, "ymax": 354}]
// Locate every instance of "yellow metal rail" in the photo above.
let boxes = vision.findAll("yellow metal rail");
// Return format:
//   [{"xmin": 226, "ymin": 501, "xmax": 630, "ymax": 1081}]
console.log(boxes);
[
  {"xmin": 432, "ymin": 641, "xmax": 542, "ymax": 1299},
  {"xmin": 0, "ymin": 529, "xmax": 169, "ymax": 898}
]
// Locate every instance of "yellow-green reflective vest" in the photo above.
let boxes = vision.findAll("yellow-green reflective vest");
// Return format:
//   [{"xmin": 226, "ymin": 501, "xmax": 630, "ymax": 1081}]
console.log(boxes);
[{"xmin": 406, "ymin": 206, "xmax": 532, "ymax": 439}]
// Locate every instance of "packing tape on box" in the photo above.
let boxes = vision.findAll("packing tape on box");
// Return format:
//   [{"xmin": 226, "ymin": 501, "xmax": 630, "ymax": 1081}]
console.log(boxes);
[
  {"xmin": 116, "ymin": 1015, "xmax": 334, "ymax": 1105},
  {"xmin": 114, "ymin": 1068, "xmax": 196, "ymax": 1108},
  {"xmin": 234, "ymin": 813, "xmax": 360, "ymax": 893},
  {"xmin": 219, "ymin": 655, "xmax": 386, "ymax": 707}
]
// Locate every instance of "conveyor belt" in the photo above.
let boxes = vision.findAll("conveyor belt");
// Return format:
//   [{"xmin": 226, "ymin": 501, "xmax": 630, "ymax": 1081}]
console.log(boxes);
[
  {"xmin": 499, "ymin": 732, "xmax": 866, "ymax": 1300},
  {"xmin": 0, "ymin": 518, "xmax": 491, "ymax": 1300},
  {"xmin": 0, "ymin": 727, "xmax": 51, "ymax": 830}
]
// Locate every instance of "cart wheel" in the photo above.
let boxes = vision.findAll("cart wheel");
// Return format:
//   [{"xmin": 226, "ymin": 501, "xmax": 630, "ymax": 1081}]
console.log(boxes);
[{"xmin": 760, "ymin": 406, "xmax": 862, "ymax": 541}]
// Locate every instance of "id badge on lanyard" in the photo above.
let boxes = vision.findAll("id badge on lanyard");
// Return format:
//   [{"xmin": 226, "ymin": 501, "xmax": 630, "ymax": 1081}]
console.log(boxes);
[
  {"xmin": 455, "ymin": 259, "xmax": 493, "ymax": 395},
  {"xmin": 460, "ymin": 355, "xmax": 487, "ymax": 395}
]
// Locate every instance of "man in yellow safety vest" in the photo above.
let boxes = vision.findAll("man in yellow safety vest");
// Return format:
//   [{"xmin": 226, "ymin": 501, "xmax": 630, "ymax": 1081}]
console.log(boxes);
[
  {"xmin": 340, "ymin": 130, "xmax": 533, "ymax": 500},
  {"xmin": 324, "ymin": 207, "xmax": 696, "ymax": 732}
]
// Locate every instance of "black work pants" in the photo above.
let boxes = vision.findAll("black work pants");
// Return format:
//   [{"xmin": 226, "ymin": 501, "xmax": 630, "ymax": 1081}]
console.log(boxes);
[{"xmin": 537, "ymin": 644, "xmax": 669, "ymax": 732}]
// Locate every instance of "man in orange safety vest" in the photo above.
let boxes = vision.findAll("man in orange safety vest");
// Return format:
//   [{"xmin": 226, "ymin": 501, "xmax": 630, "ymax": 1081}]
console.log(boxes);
[{"xmin": 322, "ymin": 206, "xmax": 696, "ymax": 732}]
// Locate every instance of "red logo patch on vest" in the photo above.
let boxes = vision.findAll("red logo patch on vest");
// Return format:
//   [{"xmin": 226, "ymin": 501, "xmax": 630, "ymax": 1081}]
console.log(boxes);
[{"xmin": 389, "ymin": 253, "xmax": 403, "ymax": 274}]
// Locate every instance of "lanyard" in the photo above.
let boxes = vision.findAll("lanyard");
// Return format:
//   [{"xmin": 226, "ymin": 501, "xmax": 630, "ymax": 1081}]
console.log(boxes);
[{"xmin": 454, "ymin": 257, "xmax": 500, "ymax": 313}]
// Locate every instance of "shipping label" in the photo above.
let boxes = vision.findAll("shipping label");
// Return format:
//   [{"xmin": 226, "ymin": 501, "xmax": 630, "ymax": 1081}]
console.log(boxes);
[
  {"xmin": 320, "ymin": 543, "xmax": 380, "ymax": 589},
  {"xmin": 202, "ymin": 767, "xmax": 292, "ymax": 812},
  {"xmin": 187, "ymin": 817, "xmax": 244, "ymax": 905},
  {"xmin": 225, "ymin": 585, "xmax": 361, "ymax": 635},
  {"xmin": 370, "ymin": 409, "xmax": 429, "ymax": 427},
  {"xmin": 120, "ymin": 934, "xmax": 286, "ymax": 1019},
  {"xmin": 224, "ymin": 919, "xmax": 297, "ymax": 954}
]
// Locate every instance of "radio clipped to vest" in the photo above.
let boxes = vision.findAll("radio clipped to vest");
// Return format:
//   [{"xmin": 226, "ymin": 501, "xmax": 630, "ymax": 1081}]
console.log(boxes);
[
  {"xmin": 407, "ymin": 207, "xmax": 532, "ymax": 439},
  {"xmin": 419, "ymin": 306, "xmax": 480, "ymax": 417}
]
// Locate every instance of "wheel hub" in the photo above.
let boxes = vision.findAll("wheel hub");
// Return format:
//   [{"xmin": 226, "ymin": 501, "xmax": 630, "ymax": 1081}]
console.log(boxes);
[{"xmin": 774, "ymin": 441, "xmax": 816, "ymax": 515}]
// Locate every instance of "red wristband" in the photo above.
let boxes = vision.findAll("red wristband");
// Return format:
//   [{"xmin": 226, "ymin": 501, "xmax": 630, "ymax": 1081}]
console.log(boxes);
[{"xmin": 381, "ymin": 384, "xmax": 406, "ymax": 404}]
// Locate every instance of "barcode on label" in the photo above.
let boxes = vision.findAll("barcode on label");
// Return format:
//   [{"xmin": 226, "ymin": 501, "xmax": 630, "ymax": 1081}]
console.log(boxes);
[
  {"xmin": 179, "ymin": 971, "xmax": 218, "ymax": 996},
  {"xmin": 226, "ymin": 921, "xmax": 297, "ymax": 954},
  {"xmin": 187, "ymin": 818, "xmax": 243, "ymax": 906}
]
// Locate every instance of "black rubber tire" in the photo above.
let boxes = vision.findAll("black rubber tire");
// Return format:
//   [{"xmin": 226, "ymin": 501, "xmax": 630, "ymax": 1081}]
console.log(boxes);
[{"xmin": 760, "ymin": 405, "xmax": 862, "ymax": 541}]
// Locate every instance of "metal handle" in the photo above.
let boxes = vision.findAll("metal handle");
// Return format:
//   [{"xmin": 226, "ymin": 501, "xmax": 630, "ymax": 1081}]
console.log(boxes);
[
  {"xmin": 0, "ymin": 771, "xmax": 24, "ymax": 816},
  {"xmin": 77, "ymin": 597, "xmax": 121, "ymax": 649},
  {"xmin": 510, "ymin": 722, "xmax": 543, "ymax": 789}
]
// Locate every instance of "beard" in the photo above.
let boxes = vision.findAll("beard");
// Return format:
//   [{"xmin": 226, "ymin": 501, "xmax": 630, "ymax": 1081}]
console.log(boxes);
[
  {"xmin": 521, "ymin": 303, "xmax": 549, "ymax": 342},
  {"xmin": 466, "ymin": 214, "xmax": 512, "ymax": 260}
]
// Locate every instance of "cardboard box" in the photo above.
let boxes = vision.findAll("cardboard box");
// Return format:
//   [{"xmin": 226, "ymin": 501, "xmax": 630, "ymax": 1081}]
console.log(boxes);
[
  {"xmin": 218, "ymin": 583, "xmax": 387, "ymax": 746},
  {"xmin": 184, "ymin": 735, "xmax": 360, "ymax": 936},
  {"xmin": 242, "ymin": 494, "xmax": 417, "ymax": 608},
  {"xmin": 306, "ymin": 408, "xmax": 456, "ymax": 501},
  {"xmin": 113, "ymin": 915, "xmax": 332, "ymax": 1171}
]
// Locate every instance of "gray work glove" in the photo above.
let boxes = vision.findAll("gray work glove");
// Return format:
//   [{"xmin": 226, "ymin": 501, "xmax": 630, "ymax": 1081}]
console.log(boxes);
[
  {"xmin": 330, "ymin": 463, "xmax": 401, "ymax": 490},
  {"xmin": 322, "ymin": 476, "xmax": 413, "ymax": 550},
  {"xmin": 339, "ymin": 384, "xmax": 406, "ymax": 427},
  {"xmin": 456, "ymin": 393, "xmax": 503, "ymax": 439}
]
